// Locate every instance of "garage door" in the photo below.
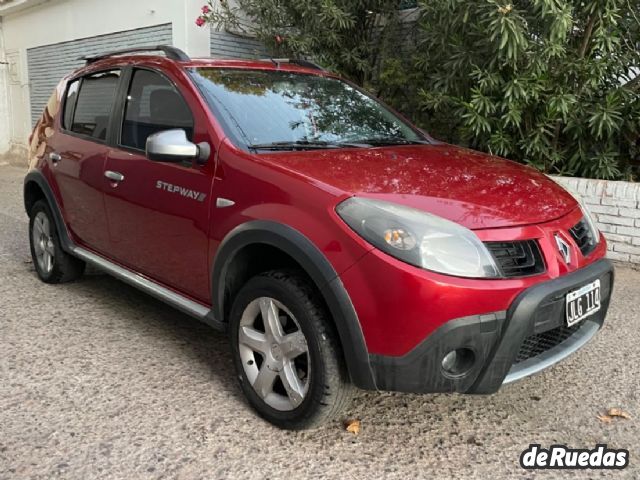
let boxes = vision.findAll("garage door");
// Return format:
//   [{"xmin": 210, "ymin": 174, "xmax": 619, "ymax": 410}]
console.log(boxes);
[
  {"xmin": 211, "ymin": 30, "xmax": 268, "ymax": 59},
  {"xmin": 26, "ymin": 23, "xmax": 172, "ymax": 126}
]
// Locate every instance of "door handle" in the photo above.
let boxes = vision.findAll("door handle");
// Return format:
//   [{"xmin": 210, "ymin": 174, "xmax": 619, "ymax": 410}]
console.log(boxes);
[
  {"xmin": 104, "ymin": 170, "xmax": 125, "ymax": 182},
  {"xmin": 49, "ymin": 152, "xmax": 61, "ymax": 164}
]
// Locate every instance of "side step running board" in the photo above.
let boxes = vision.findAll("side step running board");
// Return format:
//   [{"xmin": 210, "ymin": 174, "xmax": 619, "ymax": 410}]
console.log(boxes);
[{"xmin": 71, "ymin": 246, "xmax": 224, "ymax": 331}]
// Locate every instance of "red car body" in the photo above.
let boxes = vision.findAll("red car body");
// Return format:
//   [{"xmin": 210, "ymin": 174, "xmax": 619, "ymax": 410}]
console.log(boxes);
[{"xmin": 24, "ymin": 53, "xmax": 614, "ymax": 396}]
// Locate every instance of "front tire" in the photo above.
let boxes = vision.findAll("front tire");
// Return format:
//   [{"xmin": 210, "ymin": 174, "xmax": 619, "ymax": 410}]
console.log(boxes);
[
  {"xmin": 229, "ymin": 270, "xmax": 353, "ymax": 429},
  {"xmin": 29, "ymin": 200, "xmax": 85, "ymax": 283}
]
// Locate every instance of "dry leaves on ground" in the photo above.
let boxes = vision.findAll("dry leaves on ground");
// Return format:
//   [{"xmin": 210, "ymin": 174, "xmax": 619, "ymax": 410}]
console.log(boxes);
[
  {"xmin": 608, "ymin": 408, "xmax": 631, "ymax": 419},
  {"xmin": 344, "ymin": 419, "xmax": 360, "ymax": 435},
  {"xmin": 597, "ymin": 408, "xmax": 632, "ymax": 423},
  {"xmin": 597, "ymin": 414, "xmax": 613, "ymax": 424}
]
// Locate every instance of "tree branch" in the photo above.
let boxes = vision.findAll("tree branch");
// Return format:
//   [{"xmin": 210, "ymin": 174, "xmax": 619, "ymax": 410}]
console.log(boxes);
[
  {"xmin": 579, "ymin": 15, "xmax": 597, "ymax": 59},
  {"xmin": 624, "ymin": 74, "xmax": 640, "ymax": 91}
]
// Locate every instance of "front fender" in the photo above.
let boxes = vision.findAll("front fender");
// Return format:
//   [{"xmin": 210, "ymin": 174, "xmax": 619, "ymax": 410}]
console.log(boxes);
[{"xmin": 211, "ymin": 220, "xmax": 376, "ymax": 390}]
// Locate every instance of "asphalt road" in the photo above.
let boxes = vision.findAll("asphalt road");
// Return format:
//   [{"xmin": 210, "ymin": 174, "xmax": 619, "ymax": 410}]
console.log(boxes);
[{"xmin": 1, "ymin": 164, "xmax": 638, "ymax": 480}]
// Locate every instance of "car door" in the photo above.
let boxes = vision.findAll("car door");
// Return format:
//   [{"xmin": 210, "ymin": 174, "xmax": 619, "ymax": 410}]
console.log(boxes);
[
  {"xmin": 102, "ymin": 67, "xmax": 213, "ymax": 302},
  {"xmin": 47, "ymin": 70, "xmax": 122, "ymax": 255}
]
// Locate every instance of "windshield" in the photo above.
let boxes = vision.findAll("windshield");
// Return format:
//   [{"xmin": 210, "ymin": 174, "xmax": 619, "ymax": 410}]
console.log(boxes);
[{"xmin": 189, "ymin": 68, "xmax": 426, "ymax": 150}]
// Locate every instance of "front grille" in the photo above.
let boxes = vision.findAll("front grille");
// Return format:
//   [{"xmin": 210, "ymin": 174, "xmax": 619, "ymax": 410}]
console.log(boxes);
[
  {"xmin": 485, "ymin": 240, "xmax": 545, "ymax": 278},
  {"xmin": 569, "ymin": 217, "xmax": 597, "ymax": 257},
  {"xmin": 514, "ymin": 323, "xmax": 582, "ymax": 364}
]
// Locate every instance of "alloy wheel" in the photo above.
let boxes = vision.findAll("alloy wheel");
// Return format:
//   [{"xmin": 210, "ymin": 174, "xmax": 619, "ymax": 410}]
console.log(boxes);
[
  {"xmin": 238, "ymin": 297, "xmax": 310, "ymax": 411},
  {"xmin": 32, "ymin": 211, "xmax": 55, "ymax": 275}
]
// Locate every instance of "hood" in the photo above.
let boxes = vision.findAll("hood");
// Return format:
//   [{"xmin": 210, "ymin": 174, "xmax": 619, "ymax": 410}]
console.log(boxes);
[{"xmin": 266, "ymin": 144, "xmax": 578, "ymax": 230}]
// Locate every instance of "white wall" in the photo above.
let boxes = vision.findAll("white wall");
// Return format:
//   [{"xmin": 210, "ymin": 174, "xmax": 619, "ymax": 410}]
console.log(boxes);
[
  {"xmin": 0, "ymin": 17, "xmax": 11, "ymax": 155},
  {"xmin": 1, "ymin": 0, "xmax": 210, "ymax": 54},
  {"xmin": 552, "ymin": 176, "xmax": 640, "ymax": 265},
  {"xmin": 0, "ymin": 0, "xmax": 211, "ymax": 156}
]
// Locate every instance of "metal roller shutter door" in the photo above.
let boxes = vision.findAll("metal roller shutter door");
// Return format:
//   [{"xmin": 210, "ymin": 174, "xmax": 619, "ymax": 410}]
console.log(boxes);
[
  {"xmin": 26, "ymin": 23, "xmax": 172, "ymax": 126},
  {"xmin": 210, "ymin": 30, "xmax": 268, "ymax": 59}
]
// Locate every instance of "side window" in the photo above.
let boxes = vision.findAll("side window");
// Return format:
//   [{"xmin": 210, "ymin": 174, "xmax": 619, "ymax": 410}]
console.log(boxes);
[
  {"xmin": 71, "ymin": 70, "xmax": 121, "ymax": 141},
  {"xmin": 121, "ymin": 69, "xmax": 194, "ymax": 151},
  {"xmin": 62, "ymin": 79, "xmax": 80, "ymax": 130}
]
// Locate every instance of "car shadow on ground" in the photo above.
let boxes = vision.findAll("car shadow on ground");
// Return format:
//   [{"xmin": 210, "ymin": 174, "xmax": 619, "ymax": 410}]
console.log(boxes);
[
  {"xmin": 17, "ymin": 257, "xmax": 626, "ymax": 442},
  {"xmin": 50, "ymin": 266, "xmax": 501, "ymax": 406},
  {"xmin": 50, "ymin": 266, "xmax": 248, "ymax": 405},
  {"xmin": 12, "ymin": 256, "xmax": 640, "ymax": 480}
]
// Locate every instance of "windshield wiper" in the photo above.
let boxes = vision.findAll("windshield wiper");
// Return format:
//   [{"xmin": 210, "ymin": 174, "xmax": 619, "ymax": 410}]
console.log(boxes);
[
  {"xmin": 351, "ymin": 136, "xmax": 430, "ymax": 146},
  {"xmin": 248, "ymin": 140, "xmax": 371, "ymax": 151}
]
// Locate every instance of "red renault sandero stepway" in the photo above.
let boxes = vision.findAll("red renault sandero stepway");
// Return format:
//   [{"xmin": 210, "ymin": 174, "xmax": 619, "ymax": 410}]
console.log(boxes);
[{"xmin": 24, "ymin": 46, "xmax": 613, "ymax": 429}]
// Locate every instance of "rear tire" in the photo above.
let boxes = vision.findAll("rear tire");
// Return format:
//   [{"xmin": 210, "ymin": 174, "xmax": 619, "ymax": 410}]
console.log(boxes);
[
  {"xmin": 229, "ymin": 270, "xmax": 353, "ymax": 430},
  {"xmin": 29, "ymin": 200, "xmax": 85, "ymax": 283}
]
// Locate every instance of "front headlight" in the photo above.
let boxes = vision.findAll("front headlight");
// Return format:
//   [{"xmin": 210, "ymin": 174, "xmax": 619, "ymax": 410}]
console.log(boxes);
[
  {"xmin": 336, "ymin": 197, "xmax": 500, "ymax": 278},
  {"xmin": 578, "ymin": 199, "xmax": 601, "ymax": 245},
  {"xmin": 566, "ymin": 191, "xmax": 601, "ymax": 245}
]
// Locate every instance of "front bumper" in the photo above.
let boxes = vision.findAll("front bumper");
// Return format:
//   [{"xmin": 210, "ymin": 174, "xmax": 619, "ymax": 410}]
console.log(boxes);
[{"xmin": 368, "ymin": 258, "xmax": 614, "ymax": 394}]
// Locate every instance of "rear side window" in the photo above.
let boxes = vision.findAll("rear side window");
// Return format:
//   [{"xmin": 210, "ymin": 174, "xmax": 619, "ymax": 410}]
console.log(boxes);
[
  {"xmin": 62, "ymin": 79, "xmax": 80, "ymax": 130},
  {"xmin": 120, "ymin": 69, "xmax": 193, "ymax": 150},
  {"xmin": 71, "ymin": 70, "xmax": 121, "ymax": 141}
]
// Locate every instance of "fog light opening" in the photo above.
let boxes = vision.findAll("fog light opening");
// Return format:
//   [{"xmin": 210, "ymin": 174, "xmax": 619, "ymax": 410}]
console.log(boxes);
[{"xmin": 441, "ymin": 348, "xmax": 476, "ymax": 378}]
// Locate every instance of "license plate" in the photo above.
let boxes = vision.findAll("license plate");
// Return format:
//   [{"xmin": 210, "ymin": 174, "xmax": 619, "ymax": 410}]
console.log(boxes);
[{"xmin": 565, "ymin": 279, "xmax": 601, "ymax": 327}]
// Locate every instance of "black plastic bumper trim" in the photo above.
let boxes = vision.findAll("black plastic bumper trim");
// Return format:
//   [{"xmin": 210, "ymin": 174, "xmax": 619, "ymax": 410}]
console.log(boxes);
[
  {"xmin": 369, "ymin": 312, "xmax": 507, "ymax": 393},
  {"xmin": 503, "ymin": 319, "xmax": 599, "ymax": 384},
  {"xmin": 470, "ymin": 258, "xmax": 613, "ymax": 393},
  {"xmin": 368, "ymin": 258, "xmax": 614, "ymax": 394}
]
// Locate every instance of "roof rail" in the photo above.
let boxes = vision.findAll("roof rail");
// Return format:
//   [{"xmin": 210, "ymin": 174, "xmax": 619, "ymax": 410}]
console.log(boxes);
[
  {"xmin": 79, "ymin": 45, "xmax": 191, "ymax": 64},
  {"xmin": 261, "ymin": 58, "xmax": 326, "ymax": 71}
]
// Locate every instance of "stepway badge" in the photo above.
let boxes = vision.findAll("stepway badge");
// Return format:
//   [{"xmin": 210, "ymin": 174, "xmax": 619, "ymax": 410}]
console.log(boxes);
[
  {"xmin": 156, "ymin": 180, "xmax": 207, "ymax": 202},
  {"xmin": 520, "ymin": 444, "xmax": 629, "ymax": 470}
]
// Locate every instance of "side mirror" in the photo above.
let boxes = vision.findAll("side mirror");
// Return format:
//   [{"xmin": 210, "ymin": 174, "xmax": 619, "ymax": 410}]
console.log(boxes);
[{"xmin": 145, "ymin": 129, "xmax": 210, "ymax": 165}]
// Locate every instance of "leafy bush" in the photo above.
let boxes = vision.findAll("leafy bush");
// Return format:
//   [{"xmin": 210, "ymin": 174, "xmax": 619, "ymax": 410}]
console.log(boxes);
[
  {"xmin": 201, "ymin": 0, "xmax": 640, "ymax": 180},
  {"xmin": 201, "ymin": 0, "xmax": 407, "ymax": 87},
  {"xmin": 411, "ymin": 0, "xmax": 640, "ymax": 180}
]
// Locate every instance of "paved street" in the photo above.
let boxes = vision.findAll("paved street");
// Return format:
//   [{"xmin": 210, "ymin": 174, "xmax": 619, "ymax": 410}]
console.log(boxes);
[{"xmin": 0, "ymin": 164, "xmax": 638, "ymax": 479}]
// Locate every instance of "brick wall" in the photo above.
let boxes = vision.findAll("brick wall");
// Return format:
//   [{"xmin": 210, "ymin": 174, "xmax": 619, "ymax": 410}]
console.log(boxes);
[{"xmin": 551, "ymin": 176, "xmax": 640, "ymax": 265}]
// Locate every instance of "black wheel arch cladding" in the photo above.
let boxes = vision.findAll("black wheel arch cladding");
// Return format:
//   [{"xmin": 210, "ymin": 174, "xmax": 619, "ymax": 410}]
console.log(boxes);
[
  {"xmin": 24, "ymin": 171, "xmax": 74, "ymax": 254},
  {"xmin": 25, "ymin": 171, "xmax": 376, "ymax": 388},
  {"xmin": 211, "ymin": 220, "xmax": 377, "ymax": 390}
]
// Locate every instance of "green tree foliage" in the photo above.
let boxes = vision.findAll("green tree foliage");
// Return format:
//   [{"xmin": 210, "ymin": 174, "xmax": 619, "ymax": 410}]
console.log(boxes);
[
  {"xmin": 202, "ymin": 0, "xmax": 407, "ymax": 87},
  {"xmin": 412, "ymin": 0, "xmax": 640, "ymax": 179},
  {"xmin": 202, "ymin": 0, "xmax": 640, "ymax": 179}
]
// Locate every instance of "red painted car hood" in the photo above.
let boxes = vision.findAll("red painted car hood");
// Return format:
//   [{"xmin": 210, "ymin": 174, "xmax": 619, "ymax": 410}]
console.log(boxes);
[{"xmin": 266, "ymin": 144, "xmax": 577, "ymax": 230}]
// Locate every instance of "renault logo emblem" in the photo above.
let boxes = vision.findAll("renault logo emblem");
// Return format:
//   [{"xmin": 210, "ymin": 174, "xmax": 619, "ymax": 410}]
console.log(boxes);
[{"xmin": 555, "ymin": 234, "xmax": 571, "ymax": 264}]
